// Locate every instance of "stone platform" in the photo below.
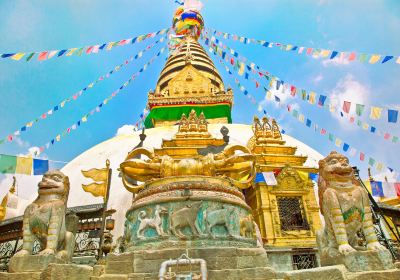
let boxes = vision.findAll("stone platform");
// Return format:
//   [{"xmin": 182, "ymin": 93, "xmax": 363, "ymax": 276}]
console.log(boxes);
[{"xmin": 91, "ymin": 247, "xmax": 275, "ymax": 280}]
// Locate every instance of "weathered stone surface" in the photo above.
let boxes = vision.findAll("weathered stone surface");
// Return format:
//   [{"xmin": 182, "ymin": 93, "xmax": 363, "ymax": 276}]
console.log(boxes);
[
  {"xmin": 208, "ymin": 267, "xmax": 276, "ymax": 280},
  {"xmin": 0, "ymin": 272, "xmax": 42, "ymax": 280},
  {"xmin": 267, "ymin": 251, "xmax": 294, "ymax": 272},
  {"xmin": 93, "ymin": 265, "xmax": 106, "ymax": 277},
  {"xmin": 321, "ymin": 250, "xmax": 395, "ymax": 272},
  {"xmin": 282, "ymin": 265, "xmax": 346, "ymax": 280},
  {"xmin": 8, "ymin": 254, "xmax": 66, "ymax": 273},
  {"xmin": 98, "ymin": 274, "xmax": 128, "ymax": 280},
  {"xmin": 346, "ymin": 269, "xmax": 400, "ymax": 280},
  {"xmin": 41, "ymin": 263, "xmax": 93, "ymax": 280}
]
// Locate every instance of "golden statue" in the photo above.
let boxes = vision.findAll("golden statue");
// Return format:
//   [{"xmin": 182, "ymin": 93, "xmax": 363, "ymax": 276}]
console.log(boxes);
[{"xmin": 120, "ymin": 145, "xmax": 255, "ymax": 193}]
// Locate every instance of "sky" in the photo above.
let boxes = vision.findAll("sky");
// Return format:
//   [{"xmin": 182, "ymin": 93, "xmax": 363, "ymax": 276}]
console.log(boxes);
[{"xmin": 0, "ymin": 0, "xmax": 400, "ymax": 189}]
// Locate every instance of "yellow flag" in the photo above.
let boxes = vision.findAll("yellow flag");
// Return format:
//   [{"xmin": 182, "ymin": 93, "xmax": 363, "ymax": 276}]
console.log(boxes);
[
  {"xmin": 299, "ymin": 114, "xmax": 305, "ymax": 122},
  {"xmin": 309, "ymin": 92, "xmax": 316, "ymax": 104},
  {"xmin": 370, "ymin": 107, "xmax": 382, "ymax": 120},
  {"xmin": 369, "ymin": 54, "xmax": 381, "ymax": 64},
  {"xmin": 11, "ymin": 53, "xmax": 25, "ymax": 61},
  {"xmin": 81, "ymin": 166, "xmax": 109, "ymax": 198},
  {"xmin": 82, "ymin": 182, "xmax": 107, "ymax": 197},
  {"xmin": 362, "ymin": 123, "xmax": 369, "ymax": 130},
  {"xmin": 298, "ymin": 171, "xmax": 308, "ymax": 182},
  {"xmin": 56, "ymin": 135, "xmax": 61, "ymax": 141},
  {"xmin": 16, "ymin": 157, "xmax": 33, "ymax": 175},
  {"xmin": 321, "ymin": 50, "xmax": 330, "ymax": 57},
  {"xmin": 376, "ymin": 163, "xmax": 383, "ymax": 171},
  {"xmin": 82, "ymin": 116, "xmax": 87, "ymax": 122},
  {"xmin": 363, "ymin": 180, "xmax": 372, "ymax": 194},
  {"xmin": 335, "ymin": 138, "xmax": 342, "ymax": 147},
  {"xmin": 66, "ymin": 48, "xmax": 78, "ymax": 56},
  {"xmin": 238, "ymin": 62, "xmax": 245, "ymax": 76},
  {"xmin": 106, "ymin": 42, "xmax": 115, "ymax": 51},
  {"xmin": 82, "ymin": 168, "xmax": 108, "ymax": 182}
]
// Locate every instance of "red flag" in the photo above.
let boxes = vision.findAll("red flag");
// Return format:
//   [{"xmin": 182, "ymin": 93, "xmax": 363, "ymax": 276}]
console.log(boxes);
[
  {"xmin": 321, "ymin": 128, "xmax": 327, "ymax": 135},
  {"xmin": 39, "ymin": 146, "xmax": 45, "ymax": 152},
  {"xmin": 348, "ymin": 52, "xmax": 356, "ymax": 61},
  {"xmin": 394, "ymin": 183, "xmax": 400, "ymax": 197},
  {"xmin": 273, "ymin": 169, "xmax": 282, "ymax": 176},
  {"xmin": 290, "ymin": 86, "xmax": 296, "ymax": 96},
  {"xmin": 38, "ymin": 51, "xmax": 48, "ymax": 61},
  {"xmin": 384, "ymin": 133, "xmax": 390, "ymax": 139},
  {"xmin": 306, "ymin": 48, "xmax": 313, "ymax": 55},
  {"xmin": 86, "ymin": 46, "xmax": 94, "ymax": 54},
  {"xmin": 255, "ymin": 81, "xmax": 259, "ymax": 88},
  {"xmin": 287, "ymin": 105, "xmax": 291, "ymax": 112},
  {"xmin": 7, "ymin": 135, "xmax": 13, "ymax": 142},
  {"xmin": 230, "ymin": 58, "xmax": 234, "ymax": 65},
  {"xmin": 349, "ymin": 117, "xmax": 355, "ymax": 123},
  {"xmin": 360, "ymin": 152, "xmax": 365, "ymax": 161},
  {"xmin": 342, "ymin": 101, "xmax": 351, "ymax": 113},
  {"xmin": 41, "ymin": 113, "xmax": 47, "ymax": 119}
]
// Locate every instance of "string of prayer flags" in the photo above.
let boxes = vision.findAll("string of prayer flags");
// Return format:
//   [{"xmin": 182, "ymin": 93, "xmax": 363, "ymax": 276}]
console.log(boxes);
[
  {"xmin": 1, "ymin": 28, "xmax": 169, "ymax": 62},
  {"xmin": 0, "ymin": 154, "xmax": 49, "ymax": 175},
  {"xmin": 208, "ymin": 27, "xmax": 400, "ymax": 66},
  {"xmin": 202, "ymin": 34, "xmax": 399, "ymax": 143},
  {"xmin": 0, "ymin": 39, "xmax": 166, "ymax": 146},
  {"xmin": 210, "ymin": 46, "xmax": 394, "ymax": 174},
  {"xmin": 370, "ymin": 181, "xmax": 384, "ymax": 197},
  {"xmin": 33, "ymin": 46, "xmax": 167, "ymax": 156},
  {"xmin": 202, "ymin": 32, "xmax": 398, "ymax": 124}
]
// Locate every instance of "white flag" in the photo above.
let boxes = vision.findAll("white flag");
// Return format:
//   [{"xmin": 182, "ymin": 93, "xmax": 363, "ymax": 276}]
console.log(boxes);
[
  {"xmin": 262, "ymin": 172, "xmax": 277, "ymax": 186},
  {"xmin": 383, "ymin": 182, "xmax": 397, "ymax": 198}
]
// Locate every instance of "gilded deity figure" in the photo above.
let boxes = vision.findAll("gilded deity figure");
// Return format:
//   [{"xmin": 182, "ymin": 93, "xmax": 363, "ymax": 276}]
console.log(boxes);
[
  {"xmin": 317, "ymin": 151, "xmax": 386, "ymax": 259},
  {"xmin": 120, "ymin": 145, "xmax": 255, "ymax": 193}
]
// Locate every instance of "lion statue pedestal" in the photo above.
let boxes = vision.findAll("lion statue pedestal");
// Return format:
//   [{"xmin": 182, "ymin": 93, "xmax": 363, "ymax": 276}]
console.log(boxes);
[
  {"xmin": 2, "ymin": 171, "xmax": 93, "ymax": 280},
  {"xmin": 316, "ymin": 151, "xmax": 395, "ymax": 273}
]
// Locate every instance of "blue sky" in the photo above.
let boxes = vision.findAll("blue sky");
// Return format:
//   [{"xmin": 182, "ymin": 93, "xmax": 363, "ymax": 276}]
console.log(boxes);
[{"xmin": 0, "ymin": 0, "xmax": 399, "ymax": 180}]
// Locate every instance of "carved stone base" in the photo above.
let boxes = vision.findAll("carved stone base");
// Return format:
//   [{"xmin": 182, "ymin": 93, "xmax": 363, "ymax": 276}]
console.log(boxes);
[
  {"xmin": 320, "ymin": 250, "xmax": 395, "ymax": 272},
  {"xmin": 0, "ymin": 263, "xmax": 93, "ymax": 280},
  {"xmin": 8, "ymin": 255, "xmax": 67, "ymax": 273},
  {"xmin": 90, "ymin": 247, "xmax": 276, "ymax": 280}
]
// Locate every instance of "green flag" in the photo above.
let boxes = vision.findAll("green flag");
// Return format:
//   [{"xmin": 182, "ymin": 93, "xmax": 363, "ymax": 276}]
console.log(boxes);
[
  {"xmin": 356, "ymin": 104, "xmax": 365, "ymax": 116},
  {"xmin": 0, "ymin": 154, "xmax": 17, "ymax": 174}
]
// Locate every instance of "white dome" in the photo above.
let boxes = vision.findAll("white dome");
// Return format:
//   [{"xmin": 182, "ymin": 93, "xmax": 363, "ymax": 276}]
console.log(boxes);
[{"xmin": 60, "ymin": 123, "xmax": 324, "ymax": 237}]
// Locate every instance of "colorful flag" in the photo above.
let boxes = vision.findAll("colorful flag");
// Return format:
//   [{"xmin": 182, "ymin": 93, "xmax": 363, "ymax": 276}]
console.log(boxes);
[
  {"xmin": 369, "ymin": 54, "xmax": 381, "ymax": 64},
  {"xmin": 262, "ymin": 172, "xmax": 277, "ymax": 186},
  {"xmin": 395, "ymin": 183, "xmax": 400, "ymax": 197},
  {"xmin": 370, "ymin": 107, "xmax": 382, "ymax": 120},
  {"xmin": 371, "ymin": 181, "xmax": 384, "ymax": 197},
  {"xmin": 388, "ymin": 109, "xmax": 398, "ymax": 123},
  {"xmin": 11, "ymin": 53, "xmax": 25, "ymax": 61},
  {"xmin": 33, "ymin": 159, "xmax": 49, "ymax": 175},
  {"xmin": 38, "ymin": 52, "xmax": 48, "ymax": 61},
  {"xmin": 382, "ymin": 56, "xmax": 393, "ymax": 64},
  {"xmin": 81, "ymin": 164, "xmax": 110, "ymax": 198},
  {"xmin": 254, "ymin": 173, "xmax": 266, "ymax": 183},
  {"xmin": 383, "ymin": 182, "xmax": 397, "ymax": 198},
  {"xmin": 0, "ymin": 155, "xmax": 17, "ymax": 174},
  {"xmin": 364, "ymin": 180, "xmax": 372, "ymax": 194},
  {"xmin": 356, "ymin": 104, "xmax": 365, "ymax": 116},
  {"xmin": 318, "ymin": 95, "xmax": 327, "ymax": 106},
  {"xmin": 342, "ymin": 101, "xmax": 351, "ymax": 113},
  {"xmin": 15, "ymin": 157, "xmax": 33, "ymax": 175}
]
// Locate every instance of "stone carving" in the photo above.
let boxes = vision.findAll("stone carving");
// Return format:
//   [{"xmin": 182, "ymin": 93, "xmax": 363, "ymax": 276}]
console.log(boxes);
[
  {"xmin": 170, "ymin": 201, "xmax": 202, "ymax": 238},
  {"xmin": 240, "ymin": 214, "xmax": 255, "ymax": 238},
  {"xmin": 205, "ymin": 205, "xmax": 237, "ymax": 238},
  {"xmin": 12, "ymin": 170, "xmax": 76, "ymax": 261},
  {"xmin": 120, "ymin": 144, "xmax": 255, "ymax": 193},
  {"xmin": 317, "ymin": 151, "xmax": 386, "ymax": 259},
  {"xmin": 137, "ymin": 205, "xmax": 168, "ymax": 239}
]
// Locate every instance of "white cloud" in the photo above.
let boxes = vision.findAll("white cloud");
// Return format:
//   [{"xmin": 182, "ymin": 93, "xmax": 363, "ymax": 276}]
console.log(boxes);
[
  {"xmin": 313, "ymin": 73, "xmax": 324, "ymax": 84},
  {"xmin": 116, "ymin": 125, "xmax": 136, "ymax": 136},
  {"xmin": 328, "ymin": 74, "xmax": 370, "ymax": 128},
  {"xmin": 322, "ymin": 55, "xmax": 350, "ymax": 67}
]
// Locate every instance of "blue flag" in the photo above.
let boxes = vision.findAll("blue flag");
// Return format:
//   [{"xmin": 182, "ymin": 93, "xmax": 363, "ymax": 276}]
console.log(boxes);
[
  {"xmin": 33, "ymin": 159, "xmax": 49, "ymax": 175},
  {"xmin": 371, "ymin": 181, "xmax": 384, "ymax": 197},
  {"xmin": 388, "ymin": 109, "xmax": 398, "ymax": 123},
  {"xmin": 254, "ymin": 173, "xmax": 266, "ymax": 183}
]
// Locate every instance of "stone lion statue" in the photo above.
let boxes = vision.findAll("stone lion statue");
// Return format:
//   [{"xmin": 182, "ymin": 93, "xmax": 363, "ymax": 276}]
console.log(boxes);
[
  {"xmin": 13, "ymin": 170, "xmax": 76, "ymax": 261},
  {"xmin": 317, "ymin": 151, "xmax": 386, "ymax": 259}
]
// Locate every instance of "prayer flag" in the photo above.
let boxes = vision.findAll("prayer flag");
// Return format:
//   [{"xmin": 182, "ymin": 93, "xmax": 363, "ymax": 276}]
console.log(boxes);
[
  {"xmin": 306, "ymin": 119, "xmax": 311, "ymax": 127},
  {"xmin": 394, "ymin": 183, "xmax": 400, "ymax": 197},
  {"xmin": 349, "ymin": 148, "xmax": 357, "ymax": 157},
  {"xmin": 254, "ymin": 173, "xmax": 266, "ymax": 183},
  {"xmin": 262, "ymin": 172, "xmax": 277, "ymax": 185},
  {"xmin": 328, "ymin": 133, "xmax": 334, "ymax": 141},
  {"xmin": 369, "ymin": 54, "xmax": 381, "ymax": 64},
  {"xmin": 38, "ymin": 52, "xmax": 48, "ymax": 61},
  {"xmin": 342, "ymin": 101, "xmax": 351, "ymax": 113},
  {"xmin": 348, "ymin": 52, "xmax": 356, "ymax": 61},
  {"xmin": 309, "ymin": 173, "xmax": 318, "ymax": 181},
  {"xmin": 16, "ymin": 156, "xmax": 33, "ymax": 175},
  {"xmin": 11, "ymin": 53, "xmax": 25, "ymax": 61},
  {"xmin": 1, "ymin": 53, "xmax": 15, "ymax": 58},
  {"xmin": 318, "ymin": 95, "xmax": 327, "ymax": 106},
  {"xmin": 0, "ymin": 155, "xmax": 17, "ymax": 174},
  {"xmin": 309, "ymin": 92, "xmax": 316, "ymax": 104},
  {"xmin": 370, "ymin": 107, "xmax": 382, "ymax": 120},
  {"xmin": 364, "ymin": 180, "xmax": 372, "ymax": 194},
  {"xmin": 238, "ymin": 62, "xmax": 245, "ymax": 76},
  {"xmin": 382, "ymin": 56, "xmax": 393, "ymax": 64},
  {"xmin": 66, "ymin": 48, "xmax": 78, "ymax": 56},
  {"xmin": 371, "ymin": 181, "xmax": 384, "ymax": 197},
  {"xmin": 330, "ymin": 51, "xmax": 338, "ymax": 59},
  {"xmin": 26, "ymin": 53, "xmax": 35, "ymax": 61},
  {"xmin": 370, "ymin": 126, "xmax": 376, "ymax": 133},
  {"xmin": 360, "ymin": 152, "xmax": 365, "ymax": 161},
  {"xmin": 383, "ymin": 182, "xmax": 397, "ymax": 198},
  {"xmin": 57, "ymin": 50, "xmax": 67, "ymax": 57},
  {"xmin": 321, "ymin": 128, "xmax": 327, "ymax": 135},
  {"xmin": 47, "ymin": 50, "xmax": 58, "ymax": 59},
  {"xmin": 356, "ymin": 104, "xmax": 365, "ymax": 116},
  {"xmin": 33, "ymin": 159, "xmax": 49, "ymax": 175},
  {"xmin": 290, "ymin": 85, "xmax": 296, "ymax": 96},
  {"xmin": 368, "ymin": 157, "xmax": 375, "ymax": 166},
  {"xmin": 343, "ymin": 143, "xmax": 350, "ymax": 152},
  {"xmin": 388, "ymin": 109, "xmax": 398, "ymax": 123},
  {"xmin": 335, "ymin": 138, "xmax": 342, "ymax": 147}
]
